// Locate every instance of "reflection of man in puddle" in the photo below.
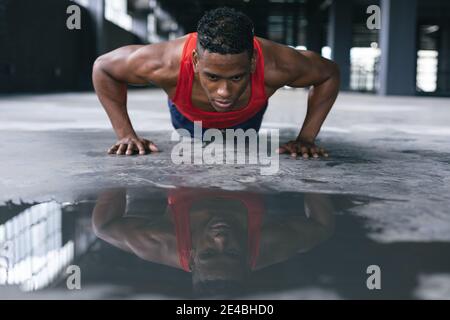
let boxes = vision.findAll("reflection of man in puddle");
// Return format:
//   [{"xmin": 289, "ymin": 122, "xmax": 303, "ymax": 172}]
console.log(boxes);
[
  {"xmin": 170, "ymin": 189, "xmax": 261, "ymax": 294},
  {"xmin": 92, "ymin": 188, "xmax": 334, "ymax": 297}
]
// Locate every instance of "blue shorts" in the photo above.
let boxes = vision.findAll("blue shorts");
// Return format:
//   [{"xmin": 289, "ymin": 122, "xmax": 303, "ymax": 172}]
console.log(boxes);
[{"xmin": 168, "ymin": 99, "xmax": 268, "ymax": 137}]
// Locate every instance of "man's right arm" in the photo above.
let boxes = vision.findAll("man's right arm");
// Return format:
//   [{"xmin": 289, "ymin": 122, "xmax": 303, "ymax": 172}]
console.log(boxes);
[
  {"xmin": 92, "ymin": 43, "xmax": 170, "ymax": 155},
  {"xmin": 92, "ymin": 189, "xmax": 179, "ymax": 268}
]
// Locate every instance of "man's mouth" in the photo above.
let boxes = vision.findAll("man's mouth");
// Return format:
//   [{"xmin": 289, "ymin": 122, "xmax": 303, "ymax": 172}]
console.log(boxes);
[
  {"xmin": 207, "ymin": 217, "xmax": 233, "ymax": 231},
  {"xmin": 210, "ymin": 222, "xmax": 230, "ymax": 230},
  {"xmin": 213, "ymin": 100, "xmax": 233, "ymax": 110}
]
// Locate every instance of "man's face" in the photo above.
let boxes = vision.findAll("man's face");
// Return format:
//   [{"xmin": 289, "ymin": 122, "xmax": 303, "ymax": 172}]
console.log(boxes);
[
  {"xmin": 193, "ymin": 48, "xmax": 255, "ymax": 112},
  {"xmin": 189, "ymin": 198, "xmax": 249, "ymax": 281}
]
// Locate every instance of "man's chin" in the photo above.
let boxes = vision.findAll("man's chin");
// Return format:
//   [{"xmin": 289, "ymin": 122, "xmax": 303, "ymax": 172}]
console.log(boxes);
[
  {"xmin": 211, "ymin": 102, "xmax": 235, "ymax": 113},
  {"xmin": 213, "ymin": 107, "xmax": 232, "ymax": 113}
]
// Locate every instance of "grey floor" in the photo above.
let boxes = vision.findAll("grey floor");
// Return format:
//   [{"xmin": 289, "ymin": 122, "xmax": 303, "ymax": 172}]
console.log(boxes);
[{"xmin": 1, "ymin": 88, "xmax": 450, "ymax": 299}]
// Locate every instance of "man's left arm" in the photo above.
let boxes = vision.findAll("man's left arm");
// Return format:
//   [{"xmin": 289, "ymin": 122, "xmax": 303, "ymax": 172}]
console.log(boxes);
[{"xmin": 270, "ymin": 46, "xmax": 340, "ymax": 158}]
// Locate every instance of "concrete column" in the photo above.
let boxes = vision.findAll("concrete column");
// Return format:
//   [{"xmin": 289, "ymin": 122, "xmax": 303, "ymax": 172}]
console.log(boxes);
[
  {"xmin": 437, "ymin": 21, "xmax": 450, "ymax": 93},
  {"xmin": 83, "ymin": 0, "xmax": 105, "ymax": 55},
  {"xmin": 306, "ymin": 1, "xmax": 323, "ymax": 53},
  {"xmin": 282, "ymin": 6, "xmax": 289, "ymax": 45},
  {"xmin": 378, "ymin": 0, "xmax": 417, "ymax": 96},
  {"xmin": 131, "ymin": 13, "xmax": 148, "ymax": 42},
  {"xmin": 327, "ymin": 0, "xmax": 352, "ymax": 91},
  {"xmin": 292, "ymin": 5, "xmax": 299, "ymax": 46}
]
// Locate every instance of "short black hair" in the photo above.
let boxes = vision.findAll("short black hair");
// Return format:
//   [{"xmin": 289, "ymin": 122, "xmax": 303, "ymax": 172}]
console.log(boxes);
[{"xmin": 196, "ymin": 7, "xmax": 254, "ymax": 58}]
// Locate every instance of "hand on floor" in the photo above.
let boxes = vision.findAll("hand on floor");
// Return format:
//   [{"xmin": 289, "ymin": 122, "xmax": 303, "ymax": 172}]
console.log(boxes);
[
  {"xmin": 276, "ymin": 139, "xmax": 328, "ymax": 159},
  {"xmin": 108, "ymin": 135, "xmax": 160, "ymax": 155}
]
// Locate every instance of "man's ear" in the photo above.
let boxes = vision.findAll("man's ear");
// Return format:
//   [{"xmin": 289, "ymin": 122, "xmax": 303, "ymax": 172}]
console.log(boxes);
[
  {"xmin": 192, "ymin": 50, "xmax": 199, "ymax": 73},
  {"xmin": 250, "ymin": 48, "xmax": 257, "ymax": 73}
]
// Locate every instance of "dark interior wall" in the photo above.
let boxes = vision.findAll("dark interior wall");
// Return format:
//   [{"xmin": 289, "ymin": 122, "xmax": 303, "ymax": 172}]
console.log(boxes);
[
  {"xmin": 0, "ymin": 0, "xmax": 141, "ymax": 93},
  {"xmin": 158, "ymin": 0, "xmax": 270, "ymax": 38},
  {"xmin": 0, "ymin": 0, "xmax": 97, "ymax": 93},
  {"xmin": 102, "ymin": 19, "xmax": 142, "ymax": 54}
]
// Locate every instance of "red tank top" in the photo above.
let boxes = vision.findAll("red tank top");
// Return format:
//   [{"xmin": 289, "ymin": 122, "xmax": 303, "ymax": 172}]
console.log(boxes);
[
  {"xmin": 168, "ymin": 188, "xmax": 264, "ymax": 272},
  {"xmin": 171, "ymin": 32, "xmax": 268, "ymax": 128}
]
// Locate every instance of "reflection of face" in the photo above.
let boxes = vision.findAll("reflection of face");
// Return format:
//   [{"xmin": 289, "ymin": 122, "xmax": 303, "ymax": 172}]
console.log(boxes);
[
  {"xmin": 189, "ymin": 198, "xmax": 249, "ymax": 281},
  {"xmin": 193, "ymin": 48, "xmax": 255, "ymax": 113}
]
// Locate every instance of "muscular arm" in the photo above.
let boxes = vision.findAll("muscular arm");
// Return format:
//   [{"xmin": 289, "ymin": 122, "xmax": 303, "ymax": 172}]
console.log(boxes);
[
  {"xmin": 91, "ymin": 189, "xmax": 179, "ymax": 268},
  {"xmin": 91, "ymin": 188, "xmax": 141, "ymax": 252},
  {"xmin": 287, "ymin": 50, "xmax": 340, "ymax": 143},
  {"xmin": 262, "ymin": 39, "xmax": 340, "ymax": 157},
  {"xmin": 92, "ymin": 42, "xmax": 177, "ymax": 154},
  {"xmin": 256, "ymin": 193, "xmax": 335, "ymax": 270}
]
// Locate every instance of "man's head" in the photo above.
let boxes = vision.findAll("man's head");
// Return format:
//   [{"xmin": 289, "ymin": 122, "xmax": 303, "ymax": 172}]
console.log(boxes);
[
  {"xmin": 193, "ymin": 7, "xmax": 256, "ymax": 113},
  {"xmin": 188, "ymin": 197, "xmax": 250, "ymax": 297}
]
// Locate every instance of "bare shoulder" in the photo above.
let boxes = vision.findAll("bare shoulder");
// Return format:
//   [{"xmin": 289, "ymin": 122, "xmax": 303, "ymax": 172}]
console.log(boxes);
[
  {"xmin": 129, "ymin": 35, "xmax": 188, "ymax": 88},
  {"xmin": 255, "ymin": 36, "xmax": 303, "ymax": 90},
  {"xmin": 95, "ymin": 34, "xmax": 188, "ymax": 88},
  {"xmin": 256, "ymin": 36, "xmax": 335, "ymax": 90}
]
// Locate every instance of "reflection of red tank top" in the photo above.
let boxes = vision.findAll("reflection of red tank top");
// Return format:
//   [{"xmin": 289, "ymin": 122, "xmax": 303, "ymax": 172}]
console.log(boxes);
[
  {"xmin": 171, "ymin": 32, "xmax": 268, "ymax": 128},
  {"xmin": 168, "ymin": 188, "xmax": 264, "ymax": 272}
]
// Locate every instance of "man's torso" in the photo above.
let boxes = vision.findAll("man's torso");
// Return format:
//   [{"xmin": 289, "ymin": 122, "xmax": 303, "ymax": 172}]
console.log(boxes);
[{"xmin": 157, "ymin": 35, "xmax": 281, "ymax": 112}]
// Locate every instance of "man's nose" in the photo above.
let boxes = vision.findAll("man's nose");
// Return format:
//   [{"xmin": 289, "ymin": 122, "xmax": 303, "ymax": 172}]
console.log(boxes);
[{"xmin": 217, "ymin": 81, "xmax": 231, "ymax": 99}]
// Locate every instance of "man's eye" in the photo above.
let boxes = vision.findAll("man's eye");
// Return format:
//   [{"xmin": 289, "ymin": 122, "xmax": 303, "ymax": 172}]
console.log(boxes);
[
  {"xmin": 226, "ymin": 250, "xmax": 241, "ymax": 258},
  {"xmin": 208, "ymin": 75, "xmax": 218, "ymax": 81},
  {"xmin": 232, "ymin": 76, "xmax": 242, "ymax": 81},
  {"xmin": 200, "ymin": 250, "xmax": 215, "ymax": 259}
]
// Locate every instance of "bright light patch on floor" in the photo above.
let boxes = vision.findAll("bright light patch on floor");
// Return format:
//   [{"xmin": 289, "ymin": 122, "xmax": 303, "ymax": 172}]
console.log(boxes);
[
  {"xmin": 0, "ymin": 202, "xmax": 74, "ymax": 291},
  {"xmin": 415, "ymin": 274, "xmax": 450, "ymax": 299}
]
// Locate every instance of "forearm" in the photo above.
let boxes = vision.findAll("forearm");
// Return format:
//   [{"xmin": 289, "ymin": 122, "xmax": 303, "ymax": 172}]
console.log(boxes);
[
  {"xmin": 92, "ymin": 62, "xmax": 137, "ymax": 139},
  {"xmin": 298, "ymin": 69, "xmax": 340, "ymax": 142}
]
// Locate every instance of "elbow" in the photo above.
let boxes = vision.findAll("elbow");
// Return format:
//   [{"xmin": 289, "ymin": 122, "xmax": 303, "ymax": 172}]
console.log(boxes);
[
  {"xmin": 330, "ymin": 61, "xmax": 340, "ymax": 80},
  {"xmin": 92, "ymin": 55, "xmax": 107, "ymax": 75},
  {"xmin": 329, "ymin": 61, "xmax": 341, "ymax": 91},
  {"xmin": 93, "ymin": 52, "xmax": 116, "ymax": 77},
  {"xmin": 91, "ymin": 216, "xmax": 109, "ymax": 239},
  {"xmin": 92, "ymin": 55, "xmax": 114, "ymax": 87},
  {"xmin": 92, "ymin": 223, "xmax": 107, "ymax": 241},
  {"xmin": 92, "ymin": 57, "xmax": 103, "ymax": 84}
]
